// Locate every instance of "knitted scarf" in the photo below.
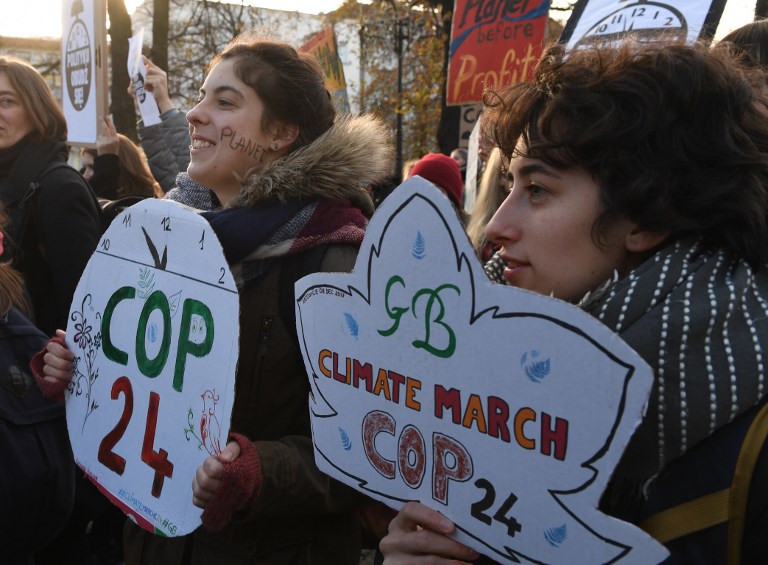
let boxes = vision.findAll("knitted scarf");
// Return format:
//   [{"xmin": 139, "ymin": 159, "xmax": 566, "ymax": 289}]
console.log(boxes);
[
  {"xmin": 202, "ymin": 198, "xmax": 368, "ymax": 290},
  {"xmin": 164, "ymin": 172, "xmax": 215, "ymax": 211},
  {"xmin": 486, "ymin": 238, "xmax": 768, "ymax": 482}
]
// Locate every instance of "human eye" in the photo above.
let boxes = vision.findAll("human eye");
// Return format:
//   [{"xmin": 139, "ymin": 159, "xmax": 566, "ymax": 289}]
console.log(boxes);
[
  {"xmin": 217, "ymin": 98, "xmax": 235, "ymax": 108},
  {"xmin": 525, "ymin": 183, "xmax": 548, "ymax": 201},
  {"xmin": 0, "ymin": 96, "xmax": 17, "ymax": 108}
]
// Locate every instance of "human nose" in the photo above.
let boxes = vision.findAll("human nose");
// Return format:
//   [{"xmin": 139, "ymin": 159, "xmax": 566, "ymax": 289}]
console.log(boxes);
[
  {"xmin": 186, "ymin": 102, "xmax": 205, "ymax": 126},
  {"xmin": 485, "ymin": 192, "xmax": 521, "ymax": 245}
]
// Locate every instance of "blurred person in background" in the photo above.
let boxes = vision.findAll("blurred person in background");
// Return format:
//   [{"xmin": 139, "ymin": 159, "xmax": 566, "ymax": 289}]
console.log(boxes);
[{"xmin": 80, "ymin": 115, "xmax": 162, "ymax": 201}]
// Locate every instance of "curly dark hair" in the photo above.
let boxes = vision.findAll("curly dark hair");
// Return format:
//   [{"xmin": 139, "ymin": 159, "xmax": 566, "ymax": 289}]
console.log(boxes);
[{"xmin": 483, "ymin": 40, "xmax": 768, "ymax": 268}]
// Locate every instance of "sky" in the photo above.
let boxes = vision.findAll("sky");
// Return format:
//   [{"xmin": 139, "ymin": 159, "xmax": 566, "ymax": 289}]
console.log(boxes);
[
  {"xmin": 0, "ymin": 0, "xmax": 352, "ymax": 39},
  {"xmin": 0, "ymin": 0, "xmax": 759, "ymax": 40}
]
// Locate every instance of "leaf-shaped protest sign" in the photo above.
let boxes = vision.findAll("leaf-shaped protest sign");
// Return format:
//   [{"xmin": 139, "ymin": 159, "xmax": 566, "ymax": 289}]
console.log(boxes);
[{"xmin": 296, "ymin": 178, "xmax": 668, "ymax": 564}]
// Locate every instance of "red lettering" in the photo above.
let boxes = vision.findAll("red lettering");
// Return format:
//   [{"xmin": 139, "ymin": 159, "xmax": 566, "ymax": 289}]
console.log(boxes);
[
  {"xmin": 363, "ymin": 410, "xmax": 395, "ymax": 478},
  {"xmin": 398, "ymin": 425, "xmax": 426, "ymax": 488},
  {"xmin": 541, "ymin": 413, "xmax": 568, "ymax": 461},
  {"xmin": 433, "ymin": 432, "xmax": 473, "ymax": 504}
]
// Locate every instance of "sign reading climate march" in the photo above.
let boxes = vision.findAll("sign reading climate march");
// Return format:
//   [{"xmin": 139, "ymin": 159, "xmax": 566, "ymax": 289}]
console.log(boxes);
[
  {"xmin": 61, "ymin": 0, "xmax": 108, "ymax": 145},
  {"xmin": 296, "ymin": 178, "xmax": 669, "ymax": 563},
  {"xmin": 65, "ymin": 200, "xmax": 239, "ymax": 536}
]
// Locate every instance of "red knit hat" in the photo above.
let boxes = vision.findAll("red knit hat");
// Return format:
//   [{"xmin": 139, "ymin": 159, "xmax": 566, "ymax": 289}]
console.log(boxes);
[{"xmin": 409, "ymin": 153, "xmax": 464, "ymax": 208}]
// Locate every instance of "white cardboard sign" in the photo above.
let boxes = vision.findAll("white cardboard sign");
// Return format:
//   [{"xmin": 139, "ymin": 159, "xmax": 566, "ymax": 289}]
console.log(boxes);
[
  {"xmin": 296, "ymin": 178, "xmax": 668, "ymax": 564},
  {"xmin": 65, "ymin": 199, "xmax": 239, "ymax": 537},
  {"xmin": 559, "ymin": 0, "xmax": 727, "ymax": 50},
  {"xmin": 61, "ymin": 0, "xmax": 108, "ymax": 146},
  {"xmin": 128, "ymin": 28, "xmax": 162, "ymax": 128}
]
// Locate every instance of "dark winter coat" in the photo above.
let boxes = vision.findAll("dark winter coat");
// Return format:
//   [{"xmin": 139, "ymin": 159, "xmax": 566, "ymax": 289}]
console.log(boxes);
[
  {"xmin": 0, "ymin": 136, "xmax": 101, "ymax": 336},
  {"xmin": 124, "ymin": 114, "xmax": 393, "ymax": 564}
]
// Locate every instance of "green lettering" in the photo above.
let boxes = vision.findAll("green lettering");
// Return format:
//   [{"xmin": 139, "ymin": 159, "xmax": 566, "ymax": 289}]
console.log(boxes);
[
  {"xmin": 101, "ymin": 286, "xmax": 135, "ymax": 365},
  {"xmin": 378, "ymin": 275, "xmax": 408, "ymax": 337},
  {"xmin": 173, "ymin": 299, "xmax": 214, "ymax": 393},
  {"xmin": 136, "ymin": 291, "xmax": 172, "ymax": 378},
  {"xmin": 411, "ymin": 284, "xmax": 459, "ymax": 358}
]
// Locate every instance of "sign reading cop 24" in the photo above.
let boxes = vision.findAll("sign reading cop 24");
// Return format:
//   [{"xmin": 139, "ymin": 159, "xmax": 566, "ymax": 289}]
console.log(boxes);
[
  {"xmin": 296, "ymin": 178, "xmax": 668, "ymax": 563},
  {"xmin": 65, "ymin": 200, "xmax": 239, "ymax": 536}
]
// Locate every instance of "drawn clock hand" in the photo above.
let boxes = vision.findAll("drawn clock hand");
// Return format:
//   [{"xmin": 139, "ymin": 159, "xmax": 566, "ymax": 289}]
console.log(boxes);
[{"xmin": 142, "ymin": 226, "xmax": 168, "ymax": 270}]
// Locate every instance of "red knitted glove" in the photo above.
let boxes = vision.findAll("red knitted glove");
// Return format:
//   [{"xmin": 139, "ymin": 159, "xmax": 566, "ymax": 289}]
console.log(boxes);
[
  {"xmin": 201, "ymin": 432, "xmax": 263, "ymax": 531},
  {"xmin": 30, "ymin": 336, "xmax": 68, "ymax": 403}
]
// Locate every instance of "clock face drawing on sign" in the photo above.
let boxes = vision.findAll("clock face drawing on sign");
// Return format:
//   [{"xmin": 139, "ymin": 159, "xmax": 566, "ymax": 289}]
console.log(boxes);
[
  {"xmin": 574, "ymin": 1, "xmax": 686, "ymax": 49},
  {"xmin": 559, "ymin": 0, "xmax": 726, "ymax": 52},
  {"xmin": 65, "ymin": 199, "xmax": 239, "ymax": 537}
]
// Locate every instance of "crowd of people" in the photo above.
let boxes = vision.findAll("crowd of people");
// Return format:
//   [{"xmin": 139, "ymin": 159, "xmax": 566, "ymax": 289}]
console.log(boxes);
[{"xmin": 1, "ymin": 15, "xmax": 768, "ymax": 565}]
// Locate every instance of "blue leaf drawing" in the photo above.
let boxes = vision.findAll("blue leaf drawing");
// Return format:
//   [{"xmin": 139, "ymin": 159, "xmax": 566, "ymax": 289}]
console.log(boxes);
[
  {"xmin": 168, "ymin": 290, "xmax": 182, "ymax": 318},
  {"xmin": 412, "ymin": 231, "xmax": 426, "ymax": 260},
  {"xmin": 544, "ymin": 524, "xmax": 567, "ymax": 547},
  {"xmin": 339, "ymin": 427, "xmax": 352, "ymax": 451},
  {"xmin": 147, "ymin": 323, "xmax": 158, "ymax": 343},
  {"xmin": 521, "ymin": 350, "xmax": 551, "ymax": 383},
  {"xmin": 343, "ymin": 313, "xmax": 359, "ymax": 338}
]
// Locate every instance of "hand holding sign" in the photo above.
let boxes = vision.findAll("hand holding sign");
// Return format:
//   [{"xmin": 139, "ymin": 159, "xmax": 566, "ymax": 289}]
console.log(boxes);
[
  {"xmin": 127, "ymin": 29, "xmax": 161, "ymax": 127},
  {"xmin": 296, "ymin": 178, "xmax": 668, "ymax": 564}
]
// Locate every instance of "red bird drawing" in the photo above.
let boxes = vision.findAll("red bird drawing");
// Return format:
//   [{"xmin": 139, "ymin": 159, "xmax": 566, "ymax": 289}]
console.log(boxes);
[{"xmin": 199, "ymin": 389, "xmax": 222, "ymax": 456}]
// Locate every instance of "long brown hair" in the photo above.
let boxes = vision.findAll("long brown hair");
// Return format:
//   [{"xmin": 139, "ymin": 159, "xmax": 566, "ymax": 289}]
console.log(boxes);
[
  {"xmin": 84, "ymin": 135, "xmax": 162, "ymax": 198},
  {"xmin": 0, "ymin": 208, "xmax": 30, "ymax": 317},
  {"xmin": 0, "ymin": 56, "xmax": 67, "ymax": 143}
]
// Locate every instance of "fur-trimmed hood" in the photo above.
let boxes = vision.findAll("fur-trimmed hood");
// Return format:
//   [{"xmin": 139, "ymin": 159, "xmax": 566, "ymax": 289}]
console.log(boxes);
[{"xmin": 228, "ymin": 113, "xmax": 392, "ymax": 218}]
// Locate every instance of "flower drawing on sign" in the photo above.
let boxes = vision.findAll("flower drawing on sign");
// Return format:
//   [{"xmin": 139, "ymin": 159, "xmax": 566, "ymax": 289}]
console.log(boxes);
[
  {"xmin": 68, "ymin": 294, "xmax": 102, "ymax": 432},
  {"xmin": 184, "ymin": 389, "xmax": 222, "ymax": 456}
]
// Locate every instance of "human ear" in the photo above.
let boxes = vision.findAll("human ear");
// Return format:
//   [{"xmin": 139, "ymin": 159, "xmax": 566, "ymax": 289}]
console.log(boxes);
[
  {"xmin": 624, "ymin": 227, "xmax": 669, "ymax": 253},
  {"xmin": 271, "ymin": 123, "xmax": 299, "ymax": 148}
]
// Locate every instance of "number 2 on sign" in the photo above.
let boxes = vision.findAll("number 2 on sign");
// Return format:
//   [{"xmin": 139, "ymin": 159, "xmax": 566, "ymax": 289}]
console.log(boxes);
[{"xmin": 97, "ymin": 376, "xmax": 175, "ymax": 498}]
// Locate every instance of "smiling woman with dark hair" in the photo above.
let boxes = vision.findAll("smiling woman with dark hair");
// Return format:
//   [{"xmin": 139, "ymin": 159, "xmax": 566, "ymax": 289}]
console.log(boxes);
[{"xmin": 37, "ymin": 33, "xmax": 394, "ymax": 565}]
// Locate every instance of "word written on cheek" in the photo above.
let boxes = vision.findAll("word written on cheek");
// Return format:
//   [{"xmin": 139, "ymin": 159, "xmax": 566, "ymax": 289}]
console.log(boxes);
[
  {"xmin": 317, "ymin": 349, "xmax": 423, "ymax": 411},
  {"xmin": 101, "ymin": 286, "xmax": 214, "ymax": 393},
  {"xmin": 435, "ymin": 385, "xmax": 569, "ymax": 461},
  {"xmin": 220, "ymin": 127, "xmax": 265, "ymax": 162}
]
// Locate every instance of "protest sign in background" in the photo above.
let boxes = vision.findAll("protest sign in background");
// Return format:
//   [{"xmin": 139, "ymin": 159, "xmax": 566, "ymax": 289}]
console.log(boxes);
[
  {"xmin": 128, "ymin": 28, "xmax": 161, "ymax": 127},
  {"xmin": 560, "ymin": 0, "xmax": 728, "ymax": 50},
  {"xmin": 446, "ymin": 0, "xmax": 549, "ymax": 105},
  {"xmin": 65, "ymin": 199, "xmax": 239, "ymax": 536},
  {"xmin": 296, "ymin": 178, "xmax": 668, "ymax": 563},
  {"xmin": 301, "ymin": 26, "xmax": 351, "ymax": 114},
  {"xmin": 61, "ymin": 0, "xmax": 108, "ymax": 146}
]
